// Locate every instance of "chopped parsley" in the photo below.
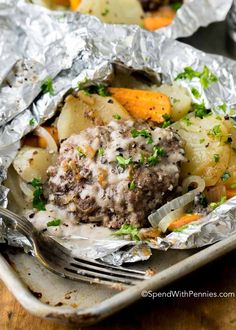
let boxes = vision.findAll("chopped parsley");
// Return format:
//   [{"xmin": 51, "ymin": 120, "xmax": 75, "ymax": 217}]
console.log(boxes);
[
  {"xmin": 113, "ymin": 113, "xmax": 121, "ymax": 120},
  {"xmin": 208, "ymin": 125, "xmax": 222, "ymax": 140},
  {"xmin": 128, "ymin": 180, "xmax": 136, "ymax": 190},
  {"xmin": 171, "ymin": 1, "xmax": 182, "ymax": 11},
  {"xmin": 41, "ymin": 77, "xmax": 54, "ymax": 95},
  {"xmin": 148, "ymin": 146, "xmax": 165, "ymax": 166},
  {"xmin": 231, "ymin": 183, "xmax": 236, "ymax": 189},
  {"xmin": 113, "ymin": 224, "xmax": 140, "ymax": 241},
  {"xmin": 221, "ymin": 171, "xmax": 231, "ymax": 182},
  {"xmin": 29, "ymin": 118, "xmax": 36, "ymax": 126},
  {"xmin": 191, "ymin": 87, "xmax": 201, "ymax": 99},
  {"xmin": 213, "ymin": 154, "xmax": 220, "ymax": 163},
  {"xmin": 232, "ymin": 146, "xmax": 236, "ymax": 153},
  {"xmin": 116, "ymin": 155, "xmax": 132, "ymax": 168},
  {"xmin": 175, "ymin": 65, "xmax": 218, "ymax": 89},
  {"xmin": 76, "ymin": 147, "xmax": 86, "ymax": 157},
  {"xmin": 161, "ymin": 114, "xmax": 172, "ymax": 128},
  {"xmin": 181, "ymin": 116, "xmax": 192, "ymax": 126},
  {"xmin": 199, "ymin": 138, "xmax": 205, "ymax": 144},
  {"xmin": 82, "ymin": 84, "xmax": 111, "ymax": 97},
  {"xmin": 131, "ymin": 128, "xmax": 153, "ymax": 144},
  {"xmin": 101, "ymin": 8, "xmax": 109, "ymax": 16},
  {"xmin": 198, "ymin": 192, "xmax": 208, "ymax": 208},
  {"xmin": 98, "ymin": 147, "xmax": 105, "ymax": 156},
  {"xmin": 173, "ymin": 225, "xmax": 189, "ymax": 232},
  {"xmin": 218, "ymin": 103, "xmax": 227, "ymax": 112},
  {"xmin": 193, "ymin": 102, "xmax": 211, "ymax": 118},
  {"xmin": 209, "ymin": 196, "xmax": 226, "ymax": 210},
  {"xmin": 31, "ymin": 178, "xmax": 46, "ymax": 211},
  {"xmin": 47, "ymin": 219, "xmax": 61, "ymax": 227}
]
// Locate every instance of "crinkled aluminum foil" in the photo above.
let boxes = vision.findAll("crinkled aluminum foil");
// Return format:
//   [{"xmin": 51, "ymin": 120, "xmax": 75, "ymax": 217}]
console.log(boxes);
[
  {"xmin": 158, "ymin": 0, "xmax": 233, "ymax": 39},
  {"xmin": 0, "ymin": 0, "xmax": 236, "ymax": 265}
]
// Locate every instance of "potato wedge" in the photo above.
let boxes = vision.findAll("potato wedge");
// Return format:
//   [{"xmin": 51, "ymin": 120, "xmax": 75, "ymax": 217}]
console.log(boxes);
[
  {"xmin": 221, "ymin": 122, "xmax": 236, "ymax": 188},
  {"xmin": 157, "ymin": 83, "xmax": 192, "ymax": 121},
  {"xmin": 173, "ymin": 115, "xmax": 230, "ymax": 186},
  {"xmin": 79, "ymin": 0, "xmax": 144, "ymax": 25},
  {"xmin": 13, "ymin": 146, "xmax": 55, "ymax": 183},
  {"xmin": 57, "ymin": 91, "xmax": 131, "ymax": 140}
]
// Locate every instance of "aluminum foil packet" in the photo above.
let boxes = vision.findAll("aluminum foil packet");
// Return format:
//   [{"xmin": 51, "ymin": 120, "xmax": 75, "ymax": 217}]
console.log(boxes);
[
  {"xmin": 158, "ymin": 0, "xmax": 233, "ymax": 39},
  {"xmin": 0, "ymin": 0, "xmax": 236, "ymax": 265}
]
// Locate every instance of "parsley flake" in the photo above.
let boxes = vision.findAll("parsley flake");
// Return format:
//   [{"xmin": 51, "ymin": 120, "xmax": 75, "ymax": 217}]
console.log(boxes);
[
  {"xmin": 31, "ymin": 178, "xmax": 46, "ymax": 211},
  {"xmin": 148, "ymin": 146, "xmax": 165, "ymax": 166},
  {"xmin": 29, "ymin": 118, "xmax": 36, "ymax": 126},
  {"xmin": 213, "ymin": 154, "xmax": 220, "ymax": 163},
  {"xmin": 231, "ymin": 183, "xmax": 236, "ymax": 189},
  {"xmin": 41, "ymin": 77, "xmax": 54, "ymax": 95},
  {"xmin": 161, "ymin": 114, "xmax": 172, "ymax": 128},
  {"xmin": 82, "ymin": 84, "xmax": 110, "ymax": 97},
  {"xmin": 113, "ymin": 224, "xmax": 140, "ymax": 241},
  {"xmin": 47, "ymin": 219, "xmax": 61, "ymax": 227},
  {"xmin": 181, "ymin": 116, "xmax": 192, "ymax": 126},
  {"xmin": 116, "ymin": 155, "xmax": 132, "ymax": 168},
  {"xmin": 209, "ymin": 196, "xmax": 226, "ymax": 210},
  {"xmin": 191, "ymin": 87, "xmax": 201, "ymax": 99},
  {"xmin": 113, "ymin": 113, "xmax": 121, "ymax": 120},
  {"xmin": 208, "ymin": 125, "xmax": 222, "ymax": 139},
  {"xmin": 131, "ymin": 128, "xmax": 153, "ymax": 144},
  {"xmin": 128, "ymin": 180, "xmax": 136, "ymax": 190},
  {"xmin": 173, "ymin": 225, "xmax": 189, "ymax": 232},
  {"xmin": 221, "ymin": 171, "xmax": 231, "ymax": 182},
  {"xmin": 76, "ymin": 147, "xmax": 86, "ymax": 157},
  {"xmin": 98, "ymin": 147, "xmax": 105, "ymax": 156},
  {"xmin": 193, "ymin": 102, "xmax": 211, "ymax": 118}
]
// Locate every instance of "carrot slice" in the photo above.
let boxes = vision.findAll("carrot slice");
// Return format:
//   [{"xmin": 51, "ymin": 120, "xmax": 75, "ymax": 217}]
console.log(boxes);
[
  {"xmin": 70, "ymin": 0, "xmax": 80, "ymax": 11},
  {"xmin": 226, "ymin": 189, "xmax": 236, "ymax": 199},
  {"xmin": 168, "ymin": 214, "xmax": 201, "ymax": 231},
  {"xmin": 108, "ymin": 88, "xmax": 171, "ymax": 123},
  {"xmin": 144, "ymin": 16, "xmax": 173, "ymax": 31}
]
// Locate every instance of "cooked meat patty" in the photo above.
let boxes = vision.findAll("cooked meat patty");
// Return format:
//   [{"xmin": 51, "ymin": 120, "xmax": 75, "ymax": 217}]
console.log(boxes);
[{"xmin": 47, "ymin": 120, "xmax": 185, "ymax": 228}]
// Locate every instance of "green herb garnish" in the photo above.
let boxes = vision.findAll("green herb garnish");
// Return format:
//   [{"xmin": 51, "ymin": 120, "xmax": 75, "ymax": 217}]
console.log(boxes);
[
  {"xmin": 116, "ymin": 155, "xmax": 132, "ymax": 168},
  {"xmin": 175, "ymin": 65, "xmax": 218, "ymax": 89},
  {"xmin": 208, "ymin": 125, "xmax": 222, "ymax": 139},
  {"xmin": 148, "ymin": 146, "xmax": 165, "ymax": 166},
  {"xmin": 213, "ymin": 154, "xmax": 220, "ymax": 163},
  {"xmin": 113, "ymin": 113, "xmax": 121, "ymax": 120},
  {"xmin": 191, "ymin": 87, "xmax": 201, "ymax": 99},
  {"xmin": 193, "ymin": 102, "xmax": 211, "ymax": 118},
  {"xmin": 41, "ymin": 77, "xmax": 54, "ymax": 95},
  {"xmin": 113, "ymin": 224, "xmax": 140, "ymax": 241},
  {"xmin": 218, "ymin": 103, "xmax": 227, "ymax": 112},
  {"xmin": 29, "ymin": 118, "xmax": 36, "ymax": 126},
  {"xmin": 131, "ymin": 128, "xmax": 153, "ymax": 144},
  {"xmin": 31, "ymin": 178, "xmax": 46, "ymax": 211},
  {"xmin": 231, "ymin": 183, "xmax": 236, "ymax": 189},
  {"xmin": 47, "ymin": 219, "xmax": 61, "ymax": 227},
  {"xmin": 209, "ymin": 196, "xmax": 226, "ymax": 210},
  {"xmin": 76, "ymin": 147, "xmax": 86, "ymax": 157},
  {"xmin": 199, "ymin": 138, "xmax": 205, "ymax": 144},
  {"xmin": 221, "ymin": 171, "xmax": 231, "ymax": 182},
  {"xmin": 98, "ymin": 147, "xmax": 105, "ymax": 156},
  {"xmin": 171, "ymin": 2, "xmax": 182, "ymax": 11},
  {"xmin": 83, "ymin": 84, "xmax": 110, "ymax": 97},
  {"xmin": 232, "ymin": 147, "xmax": 236, "ymax": 153},
  {"xmin": 128, "ymin": 180, "xmax": 136, "ymax": 190},
  {"xmin": 181, "ymin": 116, "xmax": 192, "ymax": 126},
  {"xmin": 101, "ymin": 8, "xmax": 109, "ymax": 16},
  {"xmin": 161, "ymin": 114, "xmax": 172, "ymax": 128}
]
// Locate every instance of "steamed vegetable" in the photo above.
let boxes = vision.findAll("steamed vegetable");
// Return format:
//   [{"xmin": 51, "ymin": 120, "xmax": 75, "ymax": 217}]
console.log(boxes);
[
  {"xmin": 70, "ymin": 0, "xmax": 80, "ymax": 10},
  {"xmin": 78, "ymin": 0, "xmax": 144, "ymax": 25},
  {"xmin": 57, "ymin": 92, "xmax": 130, "ymax": 140},
  {"xmin": 173, "ymin": 115, "xmax": 231, "ymax": 186},
  {"xmin": 144, "ymin": 16, "xmax": 172, "ymax": 31},
  {"xmin": 108, "ymin": 88, "xmax": 171, "ymax": 123},
  {"xmin": 157, "ymin": 83, "xmax": 192, "ymax": 121},
  {"xmin": 13, "ymin": 146, "xmax": 55, "ymax": 183}
]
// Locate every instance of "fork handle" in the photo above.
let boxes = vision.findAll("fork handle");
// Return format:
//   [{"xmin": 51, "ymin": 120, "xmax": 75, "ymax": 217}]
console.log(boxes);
[{"xmin": 0, "ymin": 206, "xmax": 35, "ymax": 244}]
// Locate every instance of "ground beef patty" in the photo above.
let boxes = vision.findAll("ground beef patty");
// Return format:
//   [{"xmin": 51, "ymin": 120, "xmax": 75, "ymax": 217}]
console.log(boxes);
[{"xmin": 47, "ymin": 120, "xmax": 185, "ymax": 228}]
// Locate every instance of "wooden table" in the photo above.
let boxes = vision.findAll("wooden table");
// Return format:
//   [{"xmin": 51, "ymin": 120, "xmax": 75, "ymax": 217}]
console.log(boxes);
[{"xmin": 1, "ymin": 250, "xmax": 236, "ymax": 330}]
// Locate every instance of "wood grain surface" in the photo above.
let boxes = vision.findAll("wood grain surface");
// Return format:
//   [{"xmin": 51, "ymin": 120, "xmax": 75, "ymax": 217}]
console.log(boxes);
[{"xmin": 1, "ymin": 250, "xmax": 236, "ymax": 330}]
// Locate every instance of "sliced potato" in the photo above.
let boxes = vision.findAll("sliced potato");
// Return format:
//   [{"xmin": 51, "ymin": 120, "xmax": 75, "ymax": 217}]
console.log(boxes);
[
  {"xmin": 173, "ymin": 115, "xmax": 230, "ymax": 186},
  {"xmin": 157, "ymin": 83, "xmax": 192, "ymax": 121},
  {"xmin": 13, "ymin": 146, "xmax": 55, "ymax": 183},
  {"xmin": 57, "ymin": 91, "xmax": 131, "ymax": 140},
  {"xmin": 79, "ymin": 0, "xmax": 144, "ymax": 25}
]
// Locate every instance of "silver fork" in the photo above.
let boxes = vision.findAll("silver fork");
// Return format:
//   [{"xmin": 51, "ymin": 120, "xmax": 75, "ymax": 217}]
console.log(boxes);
[{"xmin": 0, "ymin": 207, "xmax": 148, "ymax": 286}]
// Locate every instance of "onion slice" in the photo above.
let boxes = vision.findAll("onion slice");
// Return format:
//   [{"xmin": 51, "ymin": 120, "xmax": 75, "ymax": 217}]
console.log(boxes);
[
  {"xmin": 148, "ymin": 176, "xmax": 205, "ymax": 232},
  {"xmin": 34, "ymin": 126, "xmax": 58, "ymax": 153}
]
